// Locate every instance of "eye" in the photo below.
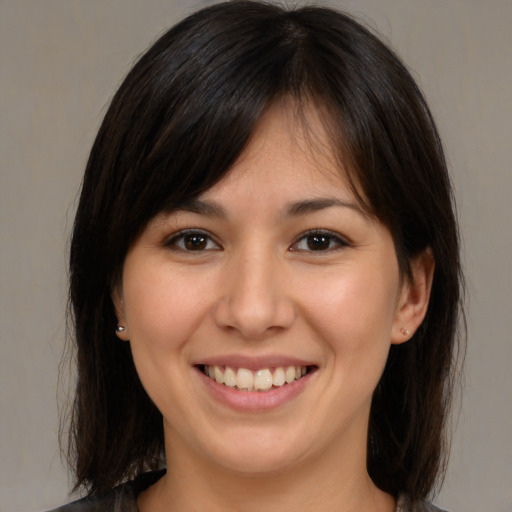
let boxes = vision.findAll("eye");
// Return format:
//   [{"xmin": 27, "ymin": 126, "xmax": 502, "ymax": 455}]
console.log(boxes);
[
  {"xmin": 165, "ymin": 230, "xmax": 221, "ymax": 251},
  {"xmin": 291, "ymin": 230, "xmax": 348, "ymax": 252}
]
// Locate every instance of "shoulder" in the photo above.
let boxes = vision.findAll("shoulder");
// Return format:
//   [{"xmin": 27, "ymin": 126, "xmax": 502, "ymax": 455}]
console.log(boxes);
[
  {"xmin": 45, "ymin": 470, "xmax": 165, "ymax": 512},
  {"xmin": 44, "ymin": 485, "xmax": 136, "ymax": 512},
  {"xmin": 396, "ymin": 494, "xmax": 450, "ymax": 512}
]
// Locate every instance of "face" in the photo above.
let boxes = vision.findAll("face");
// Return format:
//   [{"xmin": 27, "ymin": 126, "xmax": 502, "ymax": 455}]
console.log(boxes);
[{"xmin": 114, "ymin": 105, "xmax": 421, "ymax": 478}]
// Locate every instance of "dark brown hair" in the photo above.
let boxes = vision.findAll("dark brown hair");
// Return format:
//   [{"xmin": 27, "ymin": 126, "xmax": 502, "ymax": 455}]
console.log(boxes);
[{"xmin": 66, "ymin": 0, "xmax": 464, "ymax": 502}]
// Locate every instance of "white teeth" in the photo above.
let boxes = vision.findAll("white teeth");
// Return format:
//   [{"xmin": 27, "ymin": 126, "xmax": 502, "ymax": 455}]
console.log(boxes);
[
  {"xmin": 204, "ymin": 364, "xmax": 308, "ymax": 392},
  {"xmin": 254, "ymin": 369, "xmax": 273, "ymax": 391},
  {"xmin": 214, "ymin": 366, "xmax": 224, "ymax": 384},
  {"xmin": 236, "ymin": 368, "xmax": 253, "ymax": 390},
  {"xmin": 224, "ymin": 367, "xmax": 237, "ymax": 387},
  {"xmin": 285, "ymin": 366, "xmax": 296, "ymax": 384},
  {"xmin": 272, "ymin": 367, "xmax": 285, "ymax": 387}
]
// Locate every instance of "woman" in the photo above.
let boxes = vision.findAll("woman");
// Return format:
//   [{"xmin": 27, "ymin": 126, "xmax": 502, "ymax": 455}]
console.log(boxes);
[{"xmin": 54, "ymin": 1, "xmax": 464, "ymax": 511}]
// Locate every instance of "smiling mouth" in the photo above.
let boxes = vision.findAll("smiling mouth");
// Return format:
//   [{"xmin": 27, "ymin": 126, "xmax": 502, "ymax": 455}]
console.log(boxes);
[{"xmin": 200, "ymin": 365, "xmax": 315, "ymax": 392}]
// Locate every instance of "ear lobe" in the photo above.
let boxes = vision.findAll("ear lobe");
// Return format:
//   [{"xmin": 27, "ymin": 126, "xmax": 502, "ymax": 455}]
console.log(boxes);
[
  {"xmin": 111, "ymin": 286, "xmax": 129, "ymax": 340},
  {"xmin": 391, "ymin": 248, "xmax": 435, "ymax": 345}
]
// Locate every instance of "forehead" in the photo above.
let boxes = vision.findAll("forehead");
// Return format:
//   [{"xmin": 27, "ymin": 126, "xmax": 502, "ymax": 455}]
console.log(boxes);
[{"xmin": 201, "ymin": 101, "xmax": 361, "ymax": 206}]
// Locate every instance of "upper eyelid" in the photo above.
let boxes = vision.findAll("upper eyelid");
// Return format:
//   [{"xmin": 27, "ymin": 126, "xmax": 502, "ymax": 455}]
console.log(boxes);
[
  {"xmin": 162, "ymin": 227, "xmax": 350, "ymax": 249},
  {"xmin": 289, "ymin": 229, "xmax": 351, "ymax": 254},
  {"xmin": 164, "ymin": 228, "xmax": 221, "ymax": 248},
  {"xmin": 293, "ymin": 229, "xmax": 349, "ymax": 245}
]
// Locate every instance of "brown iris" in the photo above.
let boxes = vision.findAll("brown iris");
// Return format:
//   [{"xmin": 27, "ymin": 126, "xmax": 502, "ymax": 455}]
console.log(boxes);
[
  {"xmin": 184, "ymin": 234, "xmax": 208, "ymax": 250},
  {"xmin": 306, "ymin": 234, "xmax": 331, "ymax": 251}
]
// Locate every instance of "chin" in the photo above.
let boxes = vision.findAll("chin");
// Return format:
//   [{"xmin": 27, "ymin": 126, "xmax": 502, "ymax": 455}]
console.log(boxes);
[
  {"xmin": 206, "ymin": 431, "xmax": 306, "ymax": 475},
  {"xmin": 217, "ymin": 451, "xmax": 300, "ymax": 476}
]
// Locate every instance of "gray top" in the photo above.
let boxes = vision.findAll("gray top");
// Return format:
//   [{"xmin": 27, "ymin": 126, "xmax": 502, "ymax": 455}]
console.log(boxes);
[
  {"xmin": 396, "ymin": 494, "xmax": 448, "ymax": 512},
  {"xmin": 48, "ymin": 471, "xmax": 449, "ymax": 512}
]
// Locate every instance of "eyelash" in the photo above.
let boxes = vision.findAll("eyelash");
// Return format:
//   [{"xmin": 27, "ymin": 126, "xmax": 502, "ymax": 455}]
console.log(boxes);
[
  {"xmin": 165, "ymin": 229, "xmax": 221, "ymax": 252},
  {"xmin": 290, "ymin": 229, "xmax": 349, "ymax": 253},
  {"xmin": 165, "ymin": 228, "xmax": 349, "ymax": 254}
]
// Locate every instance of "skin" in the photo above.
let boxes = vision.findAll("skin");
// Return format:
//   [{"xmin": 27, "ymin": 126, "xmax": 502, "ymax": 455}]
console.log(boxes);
[{"xmin": 114, "ymin": 104, "xmax": 434, "ymax": 512}]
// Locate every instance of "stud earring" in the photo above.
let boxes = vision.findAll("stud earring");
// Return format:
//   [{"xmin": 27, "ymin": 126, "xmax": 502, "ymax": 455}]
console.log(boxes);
[
  {"xmin": 116, "ymin": 325, "xmax": 126, "ymax": 333},
  {"xmin": 400, "ymin": 327, "xmax": 410, "ymax": 336}
]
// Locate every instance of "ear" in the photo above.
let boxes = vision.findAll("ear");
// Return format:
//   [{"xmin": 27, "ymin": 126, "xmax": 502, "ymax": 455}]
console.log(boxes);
[
  {"xmin": 391, "ymin": 248, "xmax": 435, "ymax": 345},
  {"xmin": 112, "ymin": 285, "xmax": 129, "ymax": 341}
]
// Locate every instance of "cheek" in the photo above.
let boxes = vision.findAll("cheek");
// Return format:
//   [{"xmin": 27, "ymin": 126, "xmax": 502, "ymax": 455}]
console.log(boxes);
[
  {"xmin": 298, "ymin": 263, "xmax": 400, "ymax": 371},
  {"xmin": 120, "ymin": 264, "xmax": 217, "ymax": 417},
  {"xmin": 306, "ymin": 266, "xmax": 398, "ymax": 329},
  {"xmin": 122, "ymin": 263, "xmax": 214, "ymax": 358}
]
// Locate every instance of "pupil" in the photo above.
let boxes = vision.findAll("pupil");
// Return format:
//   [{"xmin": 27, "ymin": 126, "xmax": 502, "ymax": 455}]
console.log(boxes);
[
  {"xmin": 185, "ymin": 234, "xmax": 207, "ymax": 250},
  {"xmin": 307, "ymin": 235, "xmax": 329, "ymax": 251}
]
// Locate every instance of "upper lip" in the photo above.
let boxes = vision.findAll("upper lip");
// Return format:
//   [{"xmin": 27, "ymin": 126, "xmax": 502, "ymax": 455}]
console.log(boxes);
[{"xmin": 193, "ymin": 354, "xmax": 318, "ymax": 371}]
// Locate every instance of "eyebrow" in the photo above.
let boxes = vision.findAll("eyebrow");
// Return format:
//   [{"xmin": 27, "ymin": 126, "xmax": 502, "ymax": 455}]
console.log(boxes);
[
  {"xmin": 172, "ymin": 197, "xmax": 367, "ymax": 219},
  {"xmin": 285, "ymin": 197, "xmax": 368, "ymax": 218},
  {"xmin": 174, "ymin": 199, "xmax": 228, "ymax": 218}
]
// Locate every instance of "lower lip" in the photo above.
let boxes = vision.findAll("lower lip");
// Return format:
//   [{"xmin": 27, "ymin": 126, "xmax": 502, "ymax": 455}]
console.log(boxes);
[{"xmin": 195, "ymin": 368, "xmax": 315, "ymax": 412}]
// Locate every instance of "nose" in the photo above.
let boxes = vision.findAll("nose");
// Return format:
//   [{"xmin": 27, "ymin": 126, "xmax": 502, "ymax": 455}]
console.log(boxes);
[{"xmin": 213, "ymin": 248, "xmax": 295, "ymax": 340}]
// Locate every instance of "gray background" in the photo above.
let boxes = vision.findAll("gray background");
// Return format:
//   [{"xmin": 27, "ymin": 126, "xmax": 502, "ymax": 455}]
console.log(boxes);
[{"xmin": 1, "ymin": 1, "xmax": 511, "ymax": 511}]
